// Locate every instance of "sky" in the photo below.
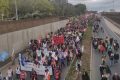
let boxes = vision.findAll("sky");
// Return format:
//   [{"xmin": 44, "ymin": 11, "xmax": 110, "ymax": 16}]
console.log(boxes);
[{"xmin": 68, "ymin": 0, "xmax": 120, "ymax": 12}]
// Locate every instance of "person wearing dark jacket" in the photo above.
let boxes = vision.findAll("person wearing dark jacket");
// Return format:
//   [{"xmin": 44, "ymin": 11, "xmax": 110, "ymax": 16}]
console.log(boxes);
[
  {"xmin": 31, "ymin": 69, "xmax": 37, "ymax": 80},
  {"xmin": 109, "ymin": 53, "xmax": 114, "ymax": 66},
  {"xmin": 113, "ymin": 40, "xmax": 119, "ymax": 51},
  {"xmin": 82, "ymin": 71, "xmax": 90, "ymax": 80},
  {"xmin": 112, "ymin": 73, "xmax": 120, "ymax": 80},
  {"xmin": 105, "ymin": 65, "xmax": 111, "ymax": 74},
  {"xmin": 110, "ymin": 38, "xmax": 113, "ymax": 45},
  {"xmin": 105, "ymin": 65, "xmax": 111, "ymax": 80},
  {"xmin": 114, "ymin": 53, "xmax": 119, "ymax": 63},
  {"xmin": 100, "ymin": 64, "xmax": 106, "ymax": 77}
]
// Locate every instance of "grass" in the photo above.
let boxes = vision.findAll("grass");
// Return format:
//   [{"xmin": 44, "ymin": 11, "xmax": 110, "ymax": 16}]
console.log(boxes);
[
  {"xmin": 65, "ymin": 23, "xmax": 92, "ymax": 80},
  {"xmin": 65, "ymin": 57, "xmax": 77, "ymax": 80},
  {"xmin": 81, "ymin": 25, "xmax": 92, "ymax": 74}
]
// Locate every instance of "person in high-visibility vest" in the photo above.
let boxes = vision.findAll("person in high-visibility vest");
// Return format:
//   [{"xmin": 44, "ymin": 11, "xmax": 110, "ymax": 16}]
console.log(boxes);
[{"xmin": 44, "ymin": 69, "xmax": 51, "ymax": 80}]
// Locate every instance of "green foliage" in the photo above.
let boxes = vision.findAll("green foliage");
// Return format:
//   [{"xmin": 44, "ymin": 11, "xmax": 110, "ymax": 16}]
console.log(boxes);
[
  {"xmin": 0, "ymin": 0, "xmax": 9, "ymax": 18},
  {"xmin": 0, "ymin": 0, "xmax": 87, "ymax": 20},
  {"xmin": 53, "ymin": 3, "xmax": 86, "ymax": 17},
  {"xmin": 75, "ymin": 4, "xmax": 86, "ymax": 15}
]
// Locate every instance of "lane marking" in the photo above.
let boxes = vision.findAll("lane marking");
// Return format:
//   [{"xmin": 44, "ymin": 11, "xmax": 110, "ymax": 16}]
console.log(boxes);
[
  {"xmin": 90, "ymin": 43, "xmax": 93, "ymax": 80},
  {"xmin": 103, "ymin": 17, "xmax": 120, "ymax": 40}
]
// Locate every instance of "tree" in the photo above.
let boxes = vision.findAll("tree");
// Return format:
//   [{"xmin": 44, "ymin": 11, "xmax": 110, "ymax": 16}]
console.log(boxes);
[
  {"xmin": 53, "ymin": 2, "xmax": 87, "ymax": 17},
  {"xmin": 0, "ymin": 0, "xmax": 87, "ymax": 20},
  {"xmin": 0, "ymin": 0, "xmax": 9, "ymax": 20},
  {"xmin": 33, "ymin": 0, "xmax": 54, "ymax": 14},
  {"xmin": 64, "ymin": 3, "xmax": 76, "ymax": 17},
  {"xmin": 75, "ymin": 4, "xmax": 86, "ymax": 15},
  {"xmin": 9, "ymin": 0, "xmax": 54, "ymax": 18}
]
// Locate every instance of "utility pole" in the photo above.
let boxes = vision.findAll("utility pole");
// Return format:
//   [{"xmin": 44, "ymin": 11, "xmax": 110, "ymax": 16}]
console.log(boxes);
[
  {"xmin": 15, "ymin": 0, "xmax": 18, "ymax": 20},
  {"xmin": 113, "ymin": 0, "xmax": 115, "ymax": 11}
]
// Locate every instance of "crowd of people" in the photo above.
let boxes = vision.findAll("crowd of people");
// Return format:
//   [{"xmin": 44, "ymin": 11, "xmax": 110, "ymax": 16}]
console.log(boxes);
[
  {"xmin": 0, "ymin": 15, "xmax": 91, "ymax": 80},
  {"xmin": 92, "ymin": 18, "xmax": 120, "ymax": 80}
]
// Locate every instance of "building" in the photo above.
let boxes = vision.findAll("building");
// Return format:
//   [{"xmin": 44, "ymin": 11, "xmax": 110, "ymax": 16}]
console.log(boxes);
[{"xmin": 110, "ymin": 9, "xmax": 115, "ymax": 12}]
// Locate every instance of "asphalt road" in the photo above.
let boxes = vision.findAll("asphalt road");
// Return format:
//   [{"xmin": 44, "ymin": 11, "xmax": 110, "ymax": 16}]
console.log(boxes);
[{"xmin": 90, "ymin": 17, "xmax": 120, "ymax": 80}]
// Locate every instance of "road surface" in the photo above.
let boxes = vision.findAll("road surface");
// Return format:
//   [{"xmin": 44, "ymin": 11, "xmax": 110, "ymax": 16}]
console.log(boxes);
[{"xmin": 90, "ymin": 17, "xmax": 120, "ymax": 80}]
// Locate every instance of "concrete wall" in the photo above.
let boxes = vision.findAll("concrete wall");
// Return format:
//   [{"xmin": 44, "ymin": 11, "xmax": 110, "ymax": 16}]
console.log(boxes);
[{"xmin": 0, "ymin": 20, "xmax": 68, "ymax": 55}]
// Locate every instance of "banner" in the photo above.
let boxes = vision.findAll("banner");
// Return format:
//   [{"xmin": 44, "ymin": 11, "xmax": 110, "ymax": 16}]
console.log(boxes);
[
  {"xmin": 20, "ymin": 62, "xmax": 53, "ymax": 75},
  {"xmin": 52, "ymin": 35, "xmax": 64, "ymax": 45}
]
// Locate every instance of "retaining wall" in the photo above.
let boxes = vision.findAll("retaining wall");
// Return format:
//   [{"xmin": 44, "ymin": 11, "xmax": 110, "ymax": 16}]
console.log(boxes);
[{"xmin": 0, "ymin": 20, "xmax": 68, "ymax": 55}]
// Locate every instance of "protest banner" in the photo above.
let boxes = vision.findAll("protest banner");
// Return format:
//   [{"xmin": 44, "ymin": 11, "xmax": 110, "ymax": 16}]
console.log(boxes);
[
  {"xmin": 20, "ymin": 62, "xmax": 53, "ymax": 75},
  {"xmin": 52, "ymin": 35, "xmax": 64, "ymax": 45}
]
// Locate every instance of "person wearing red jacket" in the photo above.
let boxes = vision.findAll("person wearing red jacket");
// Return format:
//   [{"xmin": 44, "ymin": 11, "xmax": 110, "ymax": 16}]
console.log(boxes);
[
  {"xmin": 55, "ymin": 69, "xmax": 60, "ymax": 80},
  {"xmin": 20, "ymin": 70, "xmax": 27, "ymax": 80}
]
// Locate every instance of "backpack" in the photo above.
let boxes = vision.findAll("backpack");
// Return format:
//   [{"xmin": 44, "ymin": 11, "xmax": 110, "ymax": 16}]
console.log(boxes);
[{"xmin": 114, "ymin": 54, "xmax": 119, "ymax": 60}]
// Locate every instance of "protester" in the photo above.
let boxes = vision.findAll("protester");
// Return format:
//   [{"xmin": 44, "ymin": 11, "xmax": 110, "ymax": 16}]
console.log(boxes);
[
  {"xmin": 104, "ymin": 65, "xmax": 111, "ymax": 80},
  {"xmin": 109, "ymin": 53, "xmax": 114, "ymax": 66},
  {"xmin": 101, "ymin": 55, "xmax": 106, "ymax": 65},
  {"xmin": 113, "ymin": 40, "xmax": 119, "ymax": 52},
  {"xmin": 3, "ymin": 77, "xmax": 6, "ymax": 80},
  {"xmin": 99, "ymin": 43, "xmax": 105, "ymax": 54},
  {"xmin": 76, "ymin": 59, "xmax": 82, "ymax": 73},
  {"xmin": 44, "ymin": 69, "xmax": 50, "ymax": 80},
  {"xmin": 92, "ymin": 38, "xmax": 98, "ymax": 50},
  {"xmin": 7, "ymin": 67, "xmax": 13, "ymax": 80},
  {"xmin": 99, "ymin": 64, "xmax": 106, "ymax": 77},
  {"xmin": 31, "ymin": 69, "xmax": 37, "ymax": 80},
  {"xmin": 0, "ymin": 72, "xmax": 3, "ymax": 80},
  {"xmin": 92, "ymin": 17, "xmax": 120, "ymax": 80},
  {"xmin": 16, "ymin": 66, "xmax": 20, "ymax": 79},
  {"xmin": 82, "ymin": 71, "xmax": 90, "ymax": 80},
  {"xmin": 0, "ymin": 15, "xmax": 89, "ymax": 80},
  {"xmin": 54, "ymin": 67, "xmax": 60, "ymax": 80},
  {"xmin": 114, "ymin": 53, "xmax": 119, "ymax": 63},
  {"xmin": 20, "ymin": 70, "xmax": 27, "ymax": 80},
  {"xmin": 110, "ymin": 38, "xmax": 114, "ymax": 45},
  {"xmin": 101, "ymin": 74, "xmax": 108, "ymax": 80},
  {"xmin": 112, "ymin": 73, "xmax": 120, "ymax": 80}
]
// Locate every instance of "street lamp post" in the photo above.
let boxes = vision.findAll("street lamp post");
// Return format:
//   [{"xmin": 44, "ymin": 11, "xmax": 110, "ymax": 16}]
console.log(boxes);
[{"xmin": 15, "ymin": 0, "xmax": 18, "ymax": 20}]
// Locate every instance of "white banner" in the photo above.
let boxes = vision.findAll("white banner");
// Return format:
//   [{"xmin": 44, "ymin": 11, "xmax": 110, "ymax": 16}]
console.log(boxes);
[{"xmin": 20, "ymin": 62, "xmax": 53, "ymax": 75}]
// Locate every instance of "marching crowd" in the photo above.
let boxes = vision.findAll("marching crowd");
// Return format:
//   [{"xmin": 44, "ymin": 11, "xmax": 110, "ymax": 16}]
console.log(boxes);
[
  {"xmin": 92, "ymin": 18, "xmax": 120, "ymax": 80},
  {"xmin": 0, "ymin": 15, "xmax": 90, "ymax": 80}
]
